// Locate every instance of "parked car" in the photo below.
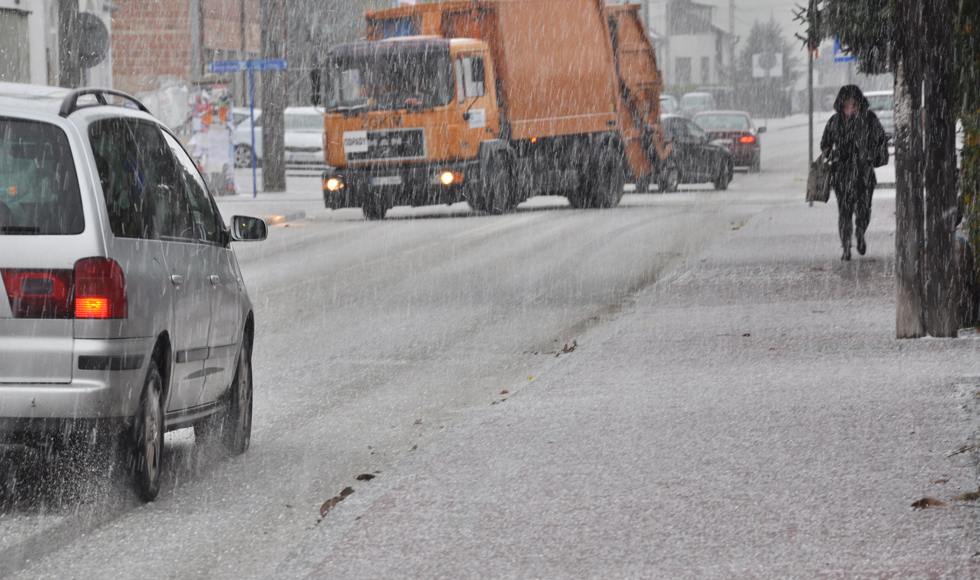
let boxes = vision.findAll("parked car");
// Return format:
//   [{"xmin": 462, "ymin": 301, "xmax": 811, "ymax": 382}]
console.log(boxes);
[
  {"xmin": 695, "ymin": 86, "xmax": 735, "ymax": 110},
  {"xmin": 656, "ymin": 114, "xmax": 734, "ymax": 191},
  {"xmin": 0, "ymin": 83, "xmax": 268, "ymax": 502},
  {"xmin": 660, "ymin": 95, "xmax": 679, "ymax": 116},
  {"xmin": 693, "ymin": 110, "xmax": 766, "ymax": 173},
  {"xmin": 864, "ymin": 90, "xmax": 894, "ymax": 140},
  {"xmin": 233, "ymin": 107, "xmax": 326, "ymax": 168},
  {"xmin": 231, "ymin": 106, "xmax": 260, "ymax": 127},
  {"xmin": 679, "ymin": 92, "xmax": 716, "ymax": 118}
]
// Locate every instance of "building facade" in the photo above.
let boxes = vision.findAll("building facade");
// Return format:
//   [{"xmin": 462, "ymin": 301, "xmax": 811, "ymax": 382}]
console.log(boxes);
[
  {"xmin": 643, "ymin": 0, "xmax": 730, "ymax": 89},
  {"xmin": 0, "ymin": 0, "xmax": 112, "ymax": 88}
]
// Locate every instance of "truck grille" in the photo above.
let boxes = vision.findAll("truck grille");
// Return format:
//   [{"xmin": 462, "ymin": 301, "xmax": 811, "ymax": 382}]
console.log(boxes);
[{"xmin": 344, "ymin": 128, "xmax": 426, "ymax": 163}]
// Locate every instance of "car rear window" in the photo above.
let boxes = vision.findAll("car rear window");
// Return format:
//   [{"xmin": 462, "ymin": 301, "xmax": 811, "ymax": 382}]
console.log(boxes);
[
  {"xmin": 866, "ymin": 94, "xmax": 893, "ymax": 112},
  {"xmin": 0, "ymin": 118, "xmax": 84, "ymax": 235},
  {"xmin": 696, "ymin": 115, "xmax": 750, "ymax": 130}
]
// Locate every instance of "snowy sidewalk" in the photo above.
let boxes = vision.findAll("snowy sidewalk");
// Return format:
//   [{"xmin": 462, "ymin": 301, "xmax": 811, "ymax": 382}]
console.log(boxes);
[{"xmin": 274, "ymin": 196, "xmax": 980, "ymax": 579}]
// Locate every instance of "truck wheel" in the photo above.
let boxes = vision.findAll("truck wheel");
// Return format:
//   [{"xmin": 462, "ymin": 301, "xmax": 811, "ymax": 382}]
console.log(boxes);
[
  {"xmin": 592, "ymin": 145, "xmax": 626, "ymax": 208},
  {"xmin": 477, "ymin": 154, "xmax": 516, "ymax": 214},
  {"xmin": 132, "ymin": 361, "xmax": 164, "ymax": 502},
  {"xmin": 658, "ymin": 166, "xmax": 679, "ymax": 193},
  {"xmin": 363, "ymin": 195, "xmax": 388, "ymax": 220}
]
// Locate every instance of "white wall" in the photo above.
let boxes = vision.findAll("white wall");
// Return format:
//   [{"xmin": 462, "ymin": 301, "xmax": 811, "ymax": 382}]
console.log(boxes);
[{"xmin": 668, "ymin": 34, "xmax": 717, "ymax": 85}]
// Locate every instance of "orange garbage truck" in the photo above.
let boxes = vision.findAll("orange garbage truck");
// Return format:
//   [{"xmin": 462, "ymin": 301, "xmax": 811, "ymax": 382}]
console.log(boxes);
[{"xmin": 320, "ymin": 0, "xmax": 672, "ymax": 219}]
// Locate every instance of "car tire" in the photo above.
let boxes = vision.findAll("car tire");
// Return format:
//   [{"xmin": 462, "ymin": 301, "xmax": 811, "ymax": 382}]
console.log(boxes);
[
  {"xmin": 224, "ymin": 336, "xmax": 253, "ymax": 455},
  {"xmin": 362, "ymin": 194, "xmax": 389, "ymax": 220},
  {"xmin": 234, "ymin": 144, "xmax": 254, "ymax": 168},
  {"xmin": 714, "ymin": 161, "xmax": 733, "ymax": 190},
  {"xmin": 658, "ymin": 166, "xmax": 680, "ymax": 193},
  {"xmin": 749, "ymin": 158, "xmax": 761, "ymax": 173},
  {"xmin": 195, "ymin": 334, "xmax": 253, "ymax": 455},
  {"xmin": 132, "ymin": 361, "xmax": 164, "ymax": 502}
]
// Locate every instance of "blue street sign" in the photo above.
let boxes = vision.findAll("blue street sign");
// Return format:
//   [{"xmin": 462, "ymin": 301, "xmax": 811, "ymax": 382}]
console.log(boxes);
[
  {"xmin": 833, "ymin": 37, "xmax": 857, "ymax": 63},
  {"xmin": 209, "ymin": 59, "xmax": 288, "ymax": 73}
]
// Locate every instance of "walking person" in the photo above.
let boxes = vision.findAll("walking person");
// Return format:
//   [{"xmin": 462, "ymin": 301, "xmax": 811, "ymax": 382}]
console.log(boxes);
[{"xmin": 820, "ymin": 85, "xmax": 889, "ymax": 260}]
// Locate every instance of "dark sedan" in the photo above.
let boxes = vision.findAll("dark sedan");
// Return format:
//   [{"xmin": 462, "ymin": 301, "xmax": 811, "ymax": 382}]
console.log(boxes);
[
  {"xmin": 693, "ymin": 111, "xmax": 765, "ymax": 173},
  {"xmin": 653, "ymin": 114, "xmax": 734, "ymax": 192}
]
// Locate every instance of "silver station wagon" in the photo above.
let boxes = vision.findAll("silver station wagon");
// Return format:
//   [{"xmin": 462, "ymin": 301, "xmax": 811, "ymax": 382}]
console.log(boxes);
[{"xmin": 0, "ymin": 83, "xmax": 267, "ymax": 501}]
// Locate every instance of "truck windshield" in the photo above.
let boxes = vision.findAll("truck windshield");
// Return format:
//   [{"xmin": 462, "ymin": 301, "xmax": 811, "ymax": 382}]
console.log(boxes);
[{"xmin": 326, "ymin": 45, "xmax": 454, "ymax": 112}]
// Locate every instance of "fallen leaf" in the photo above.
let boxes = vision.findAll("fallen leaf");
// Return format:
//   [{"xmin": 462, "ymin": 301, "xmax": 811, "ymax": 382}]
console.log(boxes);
[
  {"xmin": 934, "ymin": 478, "xmax": 950, "ymax": 484},
  {"xmin": 414, "ymin": 419, "xmax": 422, "ymax": 425},
  {"xmin": 411, "ymin": 444, "xmax": 418, "ymax": 451},
  {"xmin": 945, "ymin": 444, "xmax": 971, "ymax": 457},
  {"xmin": 356, "ymin": 473, "xmax": 376, "ymax": 481},
  {"xmin": 320, "ymin": 497, "xmax": 341, "ymax": 517},
  {"xmin": 500, "ymin": 390, "xmax": 509, "ymax": 395},
  {"xmin": 954, "ymin": 490, "xmax": 980, "ymax": 502},
  {"xmin": 742, "ymin": 333, "xmax": 751, "ymax": 337},
  {"xmin": 527, "ymin": 377, "xmax": 533, "ymax": 381},
  {"xmin": 340, "ymin": 486, "xmax": 355, "ymax": 497},
  {"xmin": 911, "ymin": 497, "xmax": 949, "ymax": 509}
]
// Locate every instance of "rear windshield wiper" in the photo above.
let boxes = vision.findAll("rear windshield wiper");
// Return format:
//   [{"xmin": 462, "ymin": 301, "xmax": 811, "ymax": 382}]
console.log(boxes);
[{"xmin": 0, "ymin": 226, "xmax": 41, "ymax": 235}]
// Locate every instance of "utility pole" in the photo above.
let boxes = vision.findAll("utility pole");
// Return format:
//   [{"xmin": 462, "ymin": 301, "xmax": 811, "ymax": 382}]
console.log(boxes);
[
  {"xmin": 260, "ymin": 0, "xmax": 287, "ymax": 192},
  {"xmin": 58, "ymin": 0, "xmax": 81, "ymax": 88},
  {"xmin": 729, "ymin": 0, "xmax": 735, "ymax": 85},
  {"xmin": 807, "ymin": 0, "xmax": 814, "ymax": 165},
  {"xmin": 240, "ymin": 0, "xmax": 247, "ymax": 106}
]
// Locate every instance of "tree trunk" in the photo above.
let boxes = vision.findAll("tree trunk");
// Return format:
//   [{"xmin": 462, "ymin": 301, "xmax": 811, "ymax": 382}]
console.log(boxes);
[
  {"xmin": 260, "ymin": 0, "xmax": 287, "ymax": 192},
  {"xmin": 923, "ymin": 0, "xmax": 958, "ymax": 337},
  {"xmin": 894, "ymin": 0, "xmax": 926, "ymax": 338}
]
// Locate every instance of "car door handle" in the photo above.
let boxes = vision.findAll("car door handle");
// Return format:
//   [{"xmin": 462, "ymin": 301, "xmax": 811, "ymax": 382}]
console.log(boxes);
[
  {"xmin": 171, "ymin": 275, "xmax": 183, "ymax": 286},
  {"xmin": 209, "ymin": 275, "xmax": 220, "ymax": 285}
]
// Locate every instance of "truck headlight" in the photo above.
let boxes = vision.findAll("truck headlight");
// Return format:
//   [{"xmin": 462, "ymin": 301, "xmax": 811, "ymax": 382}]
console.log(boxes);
[
  {"xmin": 325, "ymin": 177, "xmax": 342, "ymax": 191},
  {"xmin": 440, "ymin": 171, "xmax": 455, "ymax": 185}
]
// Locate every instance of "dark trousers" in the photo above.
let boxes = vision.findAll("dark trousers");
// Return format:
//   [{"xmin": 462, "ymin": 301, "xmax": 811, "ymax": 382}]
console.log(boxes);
[{"xmin": 834, "ymin": 168, "xmax": 873, "ymax": 250}]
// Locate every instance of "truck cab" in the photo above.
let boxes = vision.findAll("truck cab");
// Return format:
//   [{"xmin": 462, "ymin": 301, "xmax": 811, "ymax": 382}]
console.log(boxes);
[{"xmin": 322, "ymin": 37, "xmax": 502, "ymax": 219}]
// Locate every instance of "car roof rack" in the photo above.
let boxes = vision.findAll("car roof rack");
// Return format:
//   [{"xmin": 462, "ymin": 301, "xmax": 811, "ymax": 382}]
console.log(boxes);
[{"xmin": 59, "ymin": 88, "xmax": 152, "ymax": 118}]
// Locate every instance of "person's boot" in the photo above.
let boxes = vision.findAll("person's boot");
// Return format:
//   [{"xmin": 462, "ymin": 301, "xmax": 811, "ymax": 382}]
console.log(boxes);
[
  {"xmin": 856, "ymin": 231, "xmax": 867, "ymax": 255},
  {"xmin": 841, "ymin": 243, "xmax": 851, "ymax": 261}
]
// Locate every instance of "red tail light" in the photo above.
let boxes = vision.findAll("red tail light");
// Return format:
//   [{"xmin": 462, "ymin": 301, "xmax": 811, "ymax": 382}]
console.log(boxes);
[
  {"xmin": 739, "ymin": 135, "xmax": 756, "ymax": 144},
  {"xmin": 1, "ymin": 269, "xmax": 74, "ymax": 319},
  {"xmin": 74, "ymin": 258, "xmax": 127, "ymax": 319}
]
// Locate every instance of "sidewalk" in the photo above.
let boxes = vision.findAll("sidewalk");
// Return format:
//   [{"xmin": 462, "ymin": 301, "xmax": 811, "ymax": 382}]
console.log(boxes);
[{"xmin": 272, "ymin": 195, "xmax": 980, "ymax": 579}]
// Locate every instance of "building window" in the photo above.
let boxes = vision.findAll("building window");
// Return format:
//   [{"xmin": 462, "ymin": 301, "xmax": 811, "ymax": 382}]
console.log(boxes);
[
  {"xmin": 701, "ymin": 57, "xmax": 710, "ymax": 84},
  {"xmin": 0, "ymin": 9, "xmax": 29, "ymax": 83},
  {"xmin": 676, "ymin": 57, "xmax": 691, "ymax": 84}
]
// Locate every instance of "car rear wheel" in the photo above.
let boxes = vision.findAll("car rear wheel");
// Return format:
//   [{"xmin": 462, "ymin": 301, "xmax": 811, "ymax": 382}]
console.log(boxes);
[
  {"xmin": 132, "ymin": 361, "xmax": 163, "ymax": 502},
  {"xmin": 658, "ymin": 166, "xmax": 680, "ymax": 193},
  {"xmin": 749, "ymin": 158, "xmax": 761, "ymax": 173},
  {"xmin": 714, "ymin": 161, "xmax": 733, "ymax": 190}
]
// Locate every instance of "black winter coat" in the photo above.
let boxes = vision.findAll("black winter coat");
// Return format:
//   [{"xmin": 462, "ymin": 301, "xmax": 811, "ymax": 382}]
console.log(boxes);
[{"xmin": 820, "ymin": 88, "xmax": 889, "ymax": 194}]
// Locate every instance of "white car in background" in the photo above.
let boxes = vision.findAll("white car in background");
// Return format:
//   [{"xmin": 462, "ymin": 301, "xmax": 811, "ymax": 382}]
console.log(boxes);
[
  {"xmin": 865, "ymin": 90, "xmax": 893, "ymax": 140},
  {"xmin": 233, "ymin": 107, "xmax": 326, "ymax": 168}
]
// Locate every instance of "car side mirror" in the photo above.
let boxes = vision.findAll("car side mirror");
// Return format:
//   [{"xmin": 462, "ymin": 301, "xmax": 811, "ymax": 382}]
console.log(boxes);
[
  {"xmin": 757, "ymin": 126, "xmax": 767, "ymax": 134},
  {"xmin": 230, "ymin": 215, "xmax": 268, "ymax": 241}
]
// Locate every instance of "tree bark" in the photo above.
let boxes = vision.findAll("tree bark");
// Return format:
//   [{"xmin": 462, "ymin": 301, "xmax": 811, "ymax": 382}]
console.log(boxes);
[
  {"xmin": 260, "ymin": 0, "xmax": 287, "ymax": 192},
  {"xmin": 894, "ymin": 0, "xmax": 926, "ymax": 338},
  {"xmin": 923, "ymin": 0, "xmax": 958, "ymax": 337}
]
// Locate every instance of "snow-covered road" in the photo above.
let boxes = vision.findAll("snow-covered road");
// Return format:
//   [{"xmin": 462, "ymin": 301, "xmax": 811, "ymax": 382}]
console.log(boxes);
[{"xmin": 2, "ymin": 118, "xmax": 818, "ymax": 579}]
